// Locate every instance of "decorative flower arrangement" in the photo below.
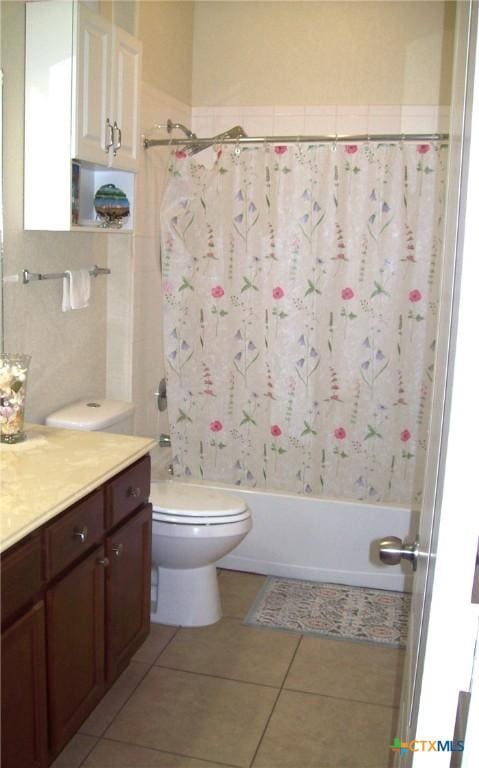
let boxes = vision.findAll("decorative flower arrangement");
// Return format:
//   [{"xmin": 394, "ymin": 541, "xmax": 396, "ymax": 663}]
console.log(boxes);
[{"xmin": 0, "ymin": 354, "xmax": 31, "ymax": 443}]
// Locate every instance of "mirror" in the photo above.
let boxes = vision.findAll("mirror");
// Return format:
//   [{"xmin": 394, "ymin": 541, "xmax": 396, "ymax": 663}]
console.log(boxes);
[{"xmin": 0, "ymin": 66, "xmax": 4, "ymax": 354}]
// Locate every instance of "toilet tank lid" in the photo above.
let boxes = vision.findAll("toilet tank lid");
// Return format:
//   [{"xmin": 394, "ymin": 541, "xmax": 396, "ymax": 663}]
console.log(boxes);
[{"xmin": 45, "ymin": 399, "xmax": 135, "ymax": 431}]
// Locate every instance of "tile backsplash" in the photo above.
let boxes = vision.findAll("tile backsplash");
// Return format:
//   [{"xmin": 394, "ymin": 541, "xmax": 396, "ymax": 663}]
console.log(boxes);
[{"xmin": 192, "ymin": 104, "xmax": 449, "ymax": 138}]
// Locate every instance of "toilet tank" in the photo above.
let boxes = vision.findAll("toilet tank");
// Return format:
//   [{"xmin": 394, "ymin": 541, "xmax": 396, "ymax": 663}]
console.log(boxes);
[{"xmin": 45, "ymin": 399, "xmax": 135, "ymax": 434}]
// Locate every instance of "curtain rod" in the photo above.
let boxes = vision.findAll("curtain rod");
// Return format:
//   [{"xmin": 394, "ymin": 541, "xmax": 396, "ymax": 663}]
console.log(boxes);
[{"xmin": 144, "ymin": 132, "xmax": 449, "ymax": 150}]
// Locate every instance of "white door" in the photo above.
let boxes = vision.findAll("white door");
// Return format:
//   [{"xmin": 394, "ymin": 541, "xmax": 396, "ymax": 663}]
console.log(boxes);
[
  {"xmin": 380, "ymin": 3, "xmax": 479, "ymax": 764},
  {"xmin": 73, "ymin": 4, "xmax": 111, "ymax": 165},
  {"xmin": 110, "ymin": 26, "xmax": 142, "ymax": 171}
]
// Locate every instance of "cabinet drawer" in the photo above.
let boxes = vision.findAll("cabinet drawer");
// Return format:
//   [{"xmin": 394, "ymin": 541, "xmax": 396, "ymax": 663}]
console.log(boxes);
[
  {"xmin": 105, "ymin": 455, "xmax": 150, "ymax": 529},
  {"xmin": 1, "ymin": 532, "xmax": 43, "ymax": 625},
  {"xmin": 45, "ymin": 489, "xmax": 104, "ymax": 579}
]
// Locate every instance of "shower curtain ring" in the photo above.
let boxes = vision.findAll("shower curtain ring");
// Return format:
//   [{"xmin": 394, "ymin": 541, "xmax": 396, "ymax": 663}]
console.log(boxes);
[
  {"xmin": 234, "ymin": 139, "xmax": 241, "ymax": 156},
  {"xmin": 331, "ymin": 134, "xmax": 338, "ymax": 152}
]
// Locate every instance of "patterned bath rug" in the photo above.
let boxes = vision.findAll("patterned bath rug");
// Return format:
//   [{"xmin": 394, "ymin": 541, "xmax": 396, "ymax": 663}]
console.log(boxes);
[{"xmin": 244, "ymin": 576, "xmax": 411, "ymax": 648}]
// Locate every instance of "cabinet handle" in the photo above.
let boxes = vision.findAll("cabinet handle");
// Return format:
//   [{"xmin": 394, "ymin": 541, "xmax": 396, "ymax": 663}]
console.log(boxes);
[
  {"xmin": 73, "ymin": 526, "xmax": 88, "ymax": 543},
  {"xmin": 112, "ymin": 121, "xmax": 122, "ymax": 156},
  {"xmin": 127, "ymin": 486, "xmax": 141, "ymax": 498},
  {"xmin": 112, "ymin": 543, "xmax": 124, "ymax": 558},
  {"xmin": 97, "ymin": 557, "xmax": 110, "ymax": 568},
  {"xmin": 105, "ymin": 118, "xmax": 114, "ymax": 153}
]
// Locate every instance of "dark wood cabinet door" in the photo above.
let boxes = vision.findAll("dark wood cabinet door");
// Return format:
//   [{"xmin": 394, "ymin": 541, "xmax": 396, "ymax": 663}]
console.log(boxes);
[
  {"xmin": 1, "ymin": 601, "xmax": 48, "ymax": 768},
  {"xmin": 46, "ymin": 545, "xmax": 106, "ymax": 757},
  {"xmin": 105, "ymin": 503, "xmax": 152, "ymax": 684}
]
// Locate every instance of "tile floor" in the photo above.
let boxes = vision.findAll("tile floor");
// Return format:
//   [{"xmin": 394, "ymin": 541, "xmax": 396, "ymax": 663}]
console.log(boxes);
[{"xmin": 51, "ymin": 570, "xmax": 403, "ymax": 768}]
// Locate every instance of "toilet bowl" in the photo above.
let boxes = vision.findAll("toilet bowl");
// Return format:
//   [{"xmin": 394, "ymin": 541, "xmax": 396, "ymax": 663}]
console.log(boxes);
[
  {"xmin": 45, "ymin": 399, "xmax": 253, "ymax": 628},
  {"xmin": 149, "ymin": 480, "xmax": 252, "ymax": 626}
]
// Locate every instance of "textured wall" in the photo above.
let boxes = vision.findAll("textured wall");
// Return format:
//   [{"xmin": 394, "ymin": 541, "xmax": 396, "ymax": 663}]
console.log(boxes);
[
  {"xmin": 1, "ymin": 1, "xmax": 108, "ymax": 424},
  {"xmin": 192, "ymin": 1, "xmax": 455, "ymax": 107}
]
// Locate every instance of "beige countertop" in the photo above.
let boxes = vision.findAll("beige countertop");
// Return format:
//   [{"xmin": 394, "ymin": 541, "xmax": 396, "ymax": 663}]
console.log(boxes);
[{"xmin": 0, "ymin": 424, "xmax": 156, "ymax": 553}]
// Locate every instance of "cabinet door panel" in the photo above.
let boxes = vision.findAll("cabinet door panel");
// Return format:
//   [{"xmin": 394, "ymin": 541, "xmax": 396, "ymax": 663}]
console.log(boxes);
[
  {"xmin": 1, "ymin": 601, "xmax": 48, "ymax": 768},
  {"xmin": 74, "ymin": 5, "xmax": 111, "ymax": 164},
  {"xmin": 111, "ymin": 26, "xmax": 141, "ymax": 170},
  {"xmin": 105, "ymin": 504, "xmax": 152, "ymax": 683},
  {"xmin": 46, "ymin": 545, "xmax": 105, "ymax": 756}
]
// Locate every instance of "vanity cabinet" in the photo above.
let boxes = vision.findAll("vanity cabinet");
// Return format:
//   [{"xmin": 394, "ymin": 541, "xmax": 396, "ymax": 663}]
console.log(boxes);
[
  {"xmin": 0, "ymin": 455, "xmax": 152, "ymax": 767},
  {"xmin": 24, "ymin": 0, "xmax": 141, "ymax": 231}
]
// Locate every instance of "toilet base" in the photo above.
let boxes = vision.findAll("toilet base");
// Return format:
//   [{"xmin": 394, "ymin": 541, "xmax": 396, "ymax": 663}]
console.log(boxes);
[{"xmin": 151, "ymin": 564, "xmax": 222, "ymax": 626}]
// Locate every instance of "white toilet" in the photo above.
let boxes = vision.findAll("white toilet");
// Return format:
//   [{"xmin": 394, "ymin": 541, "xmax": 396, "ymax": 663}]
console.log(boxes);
[
  {"xmin": 149, "ymin": 480, "xmax": 252, "ymax": 626},
  {"xmin": 45, "ymin": 399, "xmax": 252, "ymax": 627}
]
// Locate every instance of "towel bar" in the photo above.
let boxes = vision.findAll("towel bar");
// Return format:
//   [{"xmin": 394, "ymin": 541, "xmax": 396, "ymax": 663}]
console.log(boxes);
[{"xmin": 22, "ymin": 265, "xmax": 111, "ymax": 285}]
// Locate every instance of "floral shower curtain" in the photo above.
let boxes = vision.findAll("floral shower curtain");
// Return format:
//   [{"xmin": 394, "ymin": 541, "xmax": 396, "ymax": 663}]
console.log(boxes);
[{"xmin": 160, "ymin": 141, "xmax": 447, "ymax": 505}]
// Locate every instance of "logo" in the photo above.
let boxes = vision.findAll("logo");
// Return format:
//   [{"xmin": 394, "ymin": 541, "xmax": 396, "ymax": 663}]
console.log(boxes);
[{"xmin": 390, "ymin": 738, "xmax": 464, "ymax": 754}]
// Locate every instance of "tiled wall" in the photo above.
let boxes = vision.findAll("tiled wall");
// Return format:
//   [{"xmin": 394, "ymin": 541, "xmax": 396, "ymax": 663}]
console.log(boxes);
[{"xmin": 192, "ymin": 105, "xmax": 450, "ymax": 139}]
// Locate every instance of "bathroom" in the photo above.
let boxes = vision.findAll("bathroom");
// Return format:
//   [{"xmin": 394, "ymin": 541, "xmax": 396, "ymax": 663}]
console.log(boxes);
[{"xmin": 1, "ymin": 1, "xmax": 478, "ymax": 766}]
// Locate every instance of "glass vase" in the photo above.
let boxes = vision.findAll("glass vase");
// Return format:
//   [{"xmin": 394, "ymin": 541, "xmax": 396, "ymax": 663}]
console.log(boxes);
[{"xmin": 0, "ymin": 353, "xmax": 31, "ymax": 444}]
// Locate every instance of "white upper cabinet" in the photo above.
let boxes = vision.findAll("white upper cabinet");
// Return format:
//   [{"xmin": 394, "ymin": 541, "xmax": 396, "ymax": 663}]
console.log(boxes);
[
  {"xmin": 74, "ymin": 5, "xmax": 141, "ymax": 170},
  {"xmin": 74, "ymin": 6, "xmax": 111, "ymax": 165},
  {"xmin": 24, "ymin": 1, "xmax": 142, "ymax": 231}
]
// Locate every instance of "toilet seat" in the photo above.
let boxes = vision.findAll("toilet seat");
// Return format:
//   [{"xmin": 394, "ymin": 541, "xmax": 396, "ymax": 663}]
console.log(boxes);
[
  {"xmin": 150, "ymin": 481, "xmax": 250, "ymax": 527},
  {"xmin": 153, "ymin": 510, "xmax": 251, "ymax": 525}
]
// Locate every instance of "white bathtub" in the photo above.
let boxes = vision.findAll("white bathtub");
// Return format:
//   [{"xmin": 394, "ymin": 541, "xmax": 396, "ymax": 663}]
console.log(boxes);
[{"xmin": 150, "ymin": 447, "xmax": 416, "ymax": 592}]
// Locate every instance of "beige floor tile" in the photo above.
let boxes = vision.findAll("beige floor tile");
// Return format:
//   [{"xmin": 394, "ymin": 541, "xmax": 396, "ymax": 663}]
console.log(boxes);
[
  {"xmin": 218, "ymin": 569, "xmax": 267, "ymax": 619},
  {"xmin": 50, "ymin": 734, "xmax": 97, "ymax": 768},
  {"xmin": 253, "ymin": 689, "xmax": 398, "ymax": 768},
  {"xmin": 284, "ymin": 636, "xmax": 405, "ymax": 707},
  {"xmin": 105, "ymin": 666, "xmax": 278, "ymax": 767},
  {"xmin": 79, "ymin": 661, "xmax": 150, "ymax": 737},
  {"xmin": 156, "ymin": 617, "xmax": 299, "ymax": 686},
  {"xmin": 84, "ymin": 738, "xmax": 234, "ymax": 767},
  {"xmin": 132, "ymin": 623, "xmax": 178, "ymax": 665}
]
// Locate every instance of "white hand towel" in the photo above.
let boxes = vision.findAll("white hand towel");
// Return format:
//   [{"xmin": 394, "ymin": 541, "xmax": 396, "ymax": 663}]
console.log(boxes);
[{"xmin": 62, "ymin": 269, "xmax": 91, "ymax": 311}]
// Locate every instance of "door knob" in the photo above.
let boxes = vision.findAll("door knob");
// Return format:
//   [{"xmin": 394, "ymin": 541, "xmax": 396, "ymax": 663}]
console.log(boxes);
[{"xmin": 379, "ymin": 536, "xmax": 419, "ymax": 571}]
